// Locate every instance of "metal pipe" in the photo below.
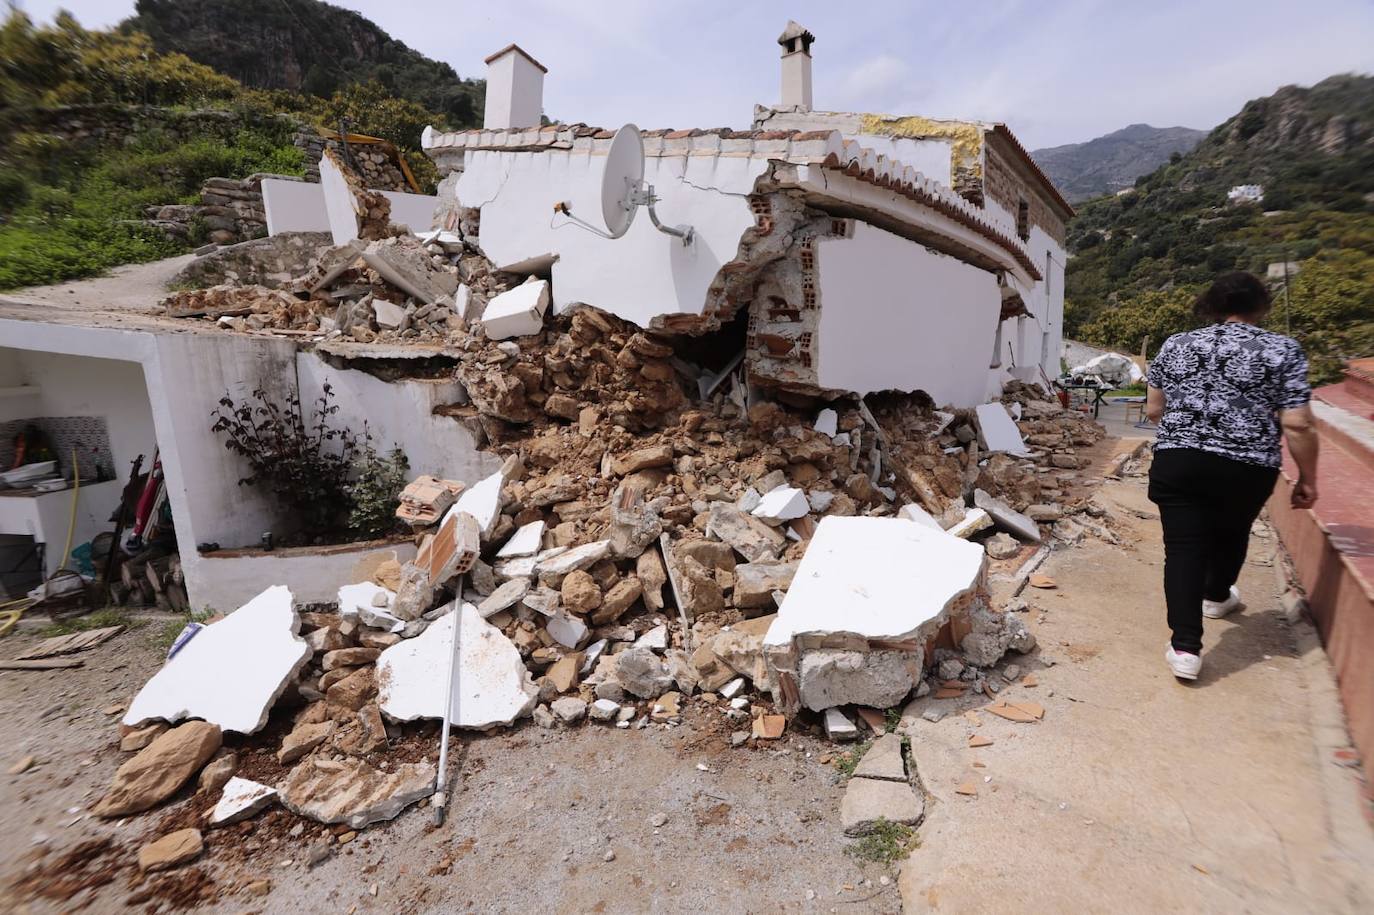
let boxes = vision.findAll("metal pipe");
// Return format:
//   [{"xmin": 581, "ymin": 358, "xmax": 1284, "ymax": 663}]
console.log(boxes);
[{"xmin": 432, "ymin": 582, "xmax": 463, "ymax": 826}]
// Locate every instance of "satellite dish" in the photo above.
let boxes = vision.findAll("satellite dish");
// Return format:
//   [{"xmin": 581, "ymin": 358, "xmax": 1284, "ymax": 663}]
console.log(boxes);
[
  {"xmin": 601, "ymin": 124, "xmax": 644, "ymax": 238},
  {"xmin": 553, "ymin": 123, "xmax": 694, "ymax": 246}
]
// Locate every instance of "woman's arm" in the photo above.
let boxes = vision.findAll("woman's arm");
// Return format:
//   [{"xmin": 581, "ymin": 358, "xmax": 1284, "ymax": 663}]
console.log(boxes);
[
  {"xmin": 1281, "ymin": 404, "xmax": 1319, "ymax": 508},
  {"xmin": 1145, "ymin": 385, "xmax": 1165, "ymax": 424}
]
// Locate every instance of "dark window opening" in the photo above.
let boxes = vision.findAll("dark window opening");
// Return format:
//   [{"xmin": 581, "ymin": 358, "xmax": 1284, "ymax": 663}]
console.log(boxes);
[{"xmin": 1016, "ymin": 200, "xmax": 1030, "ymax": 241}]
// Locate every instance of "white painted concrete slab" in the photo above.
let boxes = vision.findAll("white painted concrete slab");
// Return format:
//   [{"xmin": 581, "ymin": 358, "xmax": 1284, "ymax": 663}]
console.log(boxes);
[
  {"xmin": 443, "ymin": 470, "xmax": 504, "ymax": 539},
  {"xmin": 378, "ymin": 190, "xmax": 438, "ymax": 233},
  {"xmin": 814, "ymin": 408, "xmax": 838, "ymax": 438},
  {"xmin": 974, "ymin": 402, "xmax": 1029, "ymax": 456},
  {"xmin": 376, "ymin": 602, "xmax": 538, "ymax": 729},
  {"xmin": 898, "ymin": 503, "xmax": 944, "ymax": 532},
  {"xmin": 123, "ymin": 586, "xmax": 311, "ymax": 734},
  {"xmin": 763, "ymin": 517, "xmax": 983, "ymax": 648},
  {"xmin": 338, "ymin": 581, "xmax": 402, "ymax": 633},
  {"xmin": 496, "ymin": 520, "xmax": 545, "ymax": 558},
  {"xmin": 320, "ymin": 153, "xmax": 361, "ymax": 246},
  {"xmin": 752, "ymin": 486, "xmax": 810, "ymax": 525},
  {"xmin": 481, "ymin": 281, "xmax": 550, "ymax": 340},
  {"xmin": 261, "ymin": 179, "xmax": 328, "ymax": 236}
]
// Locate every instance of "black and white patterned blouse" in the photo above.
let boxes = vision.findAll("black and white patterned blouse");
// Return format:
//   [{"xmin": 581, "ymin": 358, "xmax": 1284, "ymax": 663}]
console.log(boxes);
[{"xmin": 1147, "ymin": 322, "xmax": 1310, "ymax": 468}]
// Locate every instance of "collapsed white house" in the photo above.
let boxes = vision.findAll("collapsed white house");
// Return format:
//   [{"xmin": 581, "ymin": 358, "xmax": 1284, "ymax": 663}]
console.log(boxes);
[{"xmin": 421, "ymin": 24, "xmax": 1072, "ymax": 408}]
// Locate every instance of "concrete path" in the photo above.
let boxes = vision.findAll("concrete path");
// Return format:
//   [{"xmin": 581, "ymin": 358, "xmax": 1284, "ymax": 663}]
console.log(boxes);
[{"xmin": 899, "ymin": 473, "xmax": 1374, "ymax": 913}]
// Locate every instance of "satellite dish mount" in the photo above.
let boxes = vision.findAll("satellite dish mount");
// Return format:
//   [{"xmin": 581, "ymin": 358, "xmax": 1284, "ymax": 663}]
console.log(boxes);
[{"xmin": 554, "ymin": 124, "xmax": 694, "ymax": 246}]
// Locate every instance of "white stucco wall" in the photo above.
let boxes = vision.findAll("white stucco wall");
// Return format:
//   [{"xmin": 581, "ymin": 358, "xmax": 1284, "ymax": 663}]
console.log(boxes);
[
  {"xmin": 295, "ymin": 351, "xmax": 499, "ymax": 484},
  {"xmin": 982, "ymin": 197, "xmax": 1066, "ymax": 387},
  {"xmin": 813, "ymin": 223, "xmax": 1001, "ymax": 407},
  {"xmin": 266, "ymin": 180, "xmax": 438, "ymax": 237},
  {"xmin": 455, "ymin": 149, "xmax": 768, "ymax": 325},
  {"xmin": 193, "ymin": 541, "xmax": 415, "ymax": 613}
]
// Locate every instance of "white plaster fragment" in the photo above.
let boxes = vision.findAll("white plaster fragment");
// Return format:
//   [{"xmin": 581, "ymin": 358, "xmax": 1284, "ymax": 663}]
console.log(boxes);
[
  {"xmin": 634, "ymin": 623, "xmax": 668, "ymax": 652},
  {"xmin": 372, "ymin": 298, "xmax": 406, "ymax": 329},
  {"xmin": 377, "ymin": 602, "xmax": 538, "ymax": 729},
  {"xmin": 763, "ymin": 517, "xmax": 983, "ymax": 649},
  {"xmin": 720, "ymin": 678, "xmax": 745, "ymax": 699},
  {"xmin": 546, "ymin": 611, "xmax": 589, "ymax": 649},
  {"xmin": 494, "ymin": 547, "xmax": 566, "ymax": 582},
  {"xmin": 210, "ymin": 777, "xmax": 278, "ymax": 827},
  {"xmin": 946, "ymin": 507, "xmax": 993, "ymax": 539},
  {"xmin": 751, "ymin": 486, "xmax": 810, "ymax": 525},
  {"xmin": 824, "ymin": 707, "xmax": 859, "ymax": 741},
  {"xmin": 339, "ymin": 582, "xmax": 402, "ymax": 632},
  {"xmin": 123, "ymin": 586, "xmax": 310, "ymax": 735},
  {"xmin": 898, "ymin": 503, "xmax": 944, "ymax": 532},
  {"xmin": 974, "ymin": 403, "xmax": 1029, "ymax": 456},
  {"xmin": 496, "ymin": 520, "xmax": 545, "ymax": 558},
  {"xmin": 535, "ymin": 540, "xmax": 611, "ymax": 579},
  {"xmin": 443, "ymin": 470, "xmax": 504, "ymax": 539},
  {"xmin": 814, "ymin": 409, "xmax": 838, "ymax": 438},
  {"xmin": 481, "ymin": 280, "xmax": 550, "ymax": 340}
]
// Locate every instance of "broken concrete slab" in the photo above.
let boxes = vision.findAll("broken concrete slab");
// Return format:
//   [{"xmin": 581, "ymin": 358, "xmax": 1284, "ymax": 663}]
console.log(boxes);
[
  {"xmin": 481, "ymin": 280, "xmax": 550, "ymax": 340},
  {"xmin": 477, "ymin": 578, "xmax": 529, "ymax": 618},
  {"xmin": 94, "ymin": 721, "xmax": 222, "ymax": 818},
  {"xmin": 280, "ymin": 754, "xmax": 435, "ymax": 829},
  {"xmin": 824, "ymin": 708, "xmax": 859, "ymax": 741},
  {"xmin": 764, "ymin": 517, "xmax": 984, "ymax": 649},
  {"xmin": 814, "ymin": 408, "xmax": 838, "ymax": 438},
  {"xmin": 751, "ymin": 486, "xmax": 810, "ymax": 526},
  {"xmin": 946, "ymin": 507, "xmax": 993, "ymax": 539},
  {"xmin": 852, "ymin": 733, "xmax": 906, "ymax": 781},
  {"xmin": 840, "ymin": 777, "xmax": 924, "ymax": 836},
  {"xmin": 443, "ymin": 471, "xmax": 505, "ymax": 540},
  {"xmin": 372, "ymin": 297, "xmax": 406, "ymax": 329},
  {"xmin": 797, "ymin": 650, "xmax": 919, "ymax": 711},
  {"xmin": 496, "ymin": 520, "xmax": 545, "ymax": 559},
  {"xmin": 377, "ymin": 602, "xmax": 538, "ymax": 729},
  {"xmin": 974, "ymin": 402, "xmax": 1029, "ymax": 456},
  {"xmin": 706, "ymin": 502, "xmax": 785, "ymax": 562},
  {"xmin": 338, "ymin": 582, "xmax": 402, "ymax": 633},
  {"xmin": 536, "ymin": 540, "xmax": 612, "ymax": 586},
  {"xmin": 123, "ymin": 586, "xmax": 310, "ymax": 735},
  {"xmin": 209, "ymin": 777, "xmax": 278, "ymax": 827},
  {"xmin": 616, "ymin": 647, "xmax": 674, "ymax": 699},
  {"xmin": 898, "ymin": 502, "xmax": 945, "ymax": 532},
  {"xmin": 547, "ymin": 611, "xmax": 589, "ymax": 649},
  {"xmin": 362, "ymin": 237, "xmax": 459, "ymax": 304},
  {"xmin": 974, "ymin": 489, "xmax": 1041, "ymax": 543}
]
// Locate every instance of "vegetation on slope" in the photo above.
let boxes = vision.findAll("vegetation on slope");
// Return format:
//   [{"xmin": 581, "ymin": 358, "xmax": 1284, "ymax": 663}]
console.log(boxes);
[
  {"xmin": 1064, "ymin": 75, "xmax": 1374, "ymax": 383},
  {"xmin": 126, "ymin": 0, "xmax": 484, "ymax": 130},
  {"xmin": 0, "ymin": 11, "xmax": 448, "ymax": 291}
]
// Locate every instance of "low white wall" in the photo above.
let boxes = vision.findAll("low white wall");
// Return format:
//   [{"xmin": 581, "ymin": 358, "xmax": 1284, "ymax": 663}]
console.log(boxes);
[
  {"xmin": 295, "ymin": 351, "xmax": 500, "ymax": 484},
  {"xmin": 192, "ymin": 541, "xmax": 415, "ymax": 613},
  {"xmin": 265, "ymin": 179, "xmax": 438, "ymax": 237},
  {"xmin": 814, "ymin": 223, "xmax": 1001, "ymax": 407},
  {"xmin": 455, "ymin": 148, "xmax": 768, "ymax": 325},
  {"xmin": 0, "ymin": 479, "xmax": 122, "ymax": 577},
  {"xmin": 262, "ymin": 179, "xmax": 327, "ymax": 235}
]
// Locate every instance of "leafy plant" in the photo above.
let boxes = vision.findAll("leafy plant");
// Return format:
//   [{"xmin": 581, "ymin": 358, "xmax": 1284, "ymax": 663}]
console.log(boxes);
[
  {"xmin": 835, "ymin": 740, "xmax": 872, "ymax": 779},
  {"xmin": 211, "ymin": 383, "xmax": 409, "ymax": 542},
  {"xmin": 845, "ymin": 818, "xmax": 919, "ymax": 864},
  {"xmin": 211, "ymin": 383, "xmax": 362, "ymax": 539},
  {"xmin": 347, "ymin": 445, "xmax": 408, "ymax": 539}
]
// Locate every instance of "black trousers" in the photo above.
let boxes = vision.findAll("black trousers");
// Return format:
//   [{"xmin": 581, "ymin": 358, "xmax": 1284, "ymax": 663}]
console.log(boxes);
[{"xmin": 1147, "ymin": 448, "xmax": 1279, "ymax": 654}]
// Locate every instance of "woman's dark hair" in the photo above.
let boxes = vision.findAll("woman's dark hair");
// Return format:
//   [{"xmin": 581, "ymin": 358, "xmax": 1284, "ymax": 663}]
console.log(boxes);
[{"xmin": 1194, "ymin": 271, "xmax": 1272, "ymax": 321}]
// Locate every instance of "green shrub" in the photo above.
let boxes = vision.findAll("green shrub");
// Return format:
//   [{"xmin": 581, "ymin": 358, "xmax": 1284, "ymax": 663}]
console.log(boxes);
[{"xmin": 347, "ymin": 445, "xmax": 409, "ymax": 539}]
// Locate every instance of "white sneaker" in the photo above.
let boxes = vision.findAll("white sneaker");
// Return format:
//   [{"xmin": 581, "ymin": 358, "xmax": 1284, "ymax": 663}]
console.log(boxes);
[
  {"xmin": 1203, "ymin": 586, "xmax": 1242, "ymax": 619},
  {"xmin": 1165, "ymin": 644, "xmax": 1202, "ymax": 680}
]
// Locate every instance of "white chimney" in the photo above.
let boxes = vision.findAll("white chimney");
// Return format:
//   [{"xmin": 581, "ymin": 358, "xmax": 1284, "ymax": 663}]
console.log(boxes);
[
  {"xmin": 778, "ymin": 21, "xmax": 815, "ymax": 111},
  {"xmin": 483, "ymin": 43, "xmax": 547, "ymax": 129}
]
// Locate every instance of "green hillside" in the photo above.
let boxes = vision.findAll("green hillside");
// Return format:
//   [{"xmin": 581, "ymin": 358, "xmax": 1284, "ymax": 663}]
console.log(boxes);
[
  {"xmin": 0, "ymin": 10, "xmax": 449, "ymax": 291},
  {"xmin": 1065, "ymin": 74, "xmax": 1374, "ymax": 383}
]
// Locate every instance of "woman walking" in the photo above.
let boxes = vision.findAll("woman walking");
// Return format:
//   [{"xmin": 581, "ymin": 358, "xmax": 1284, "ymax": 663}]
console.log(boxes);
[{"xmin": 1145, "ymin": 271, "xmax": 1319, "ymax": 680}]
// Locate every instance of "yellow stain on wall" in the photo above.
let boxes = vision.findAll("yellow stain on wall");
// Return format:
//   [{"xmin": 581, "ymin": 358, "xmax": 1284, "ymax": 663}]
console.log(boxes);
[{"xmin": 858, "ymin": 114, "xmax": 984, "ymax": 178}]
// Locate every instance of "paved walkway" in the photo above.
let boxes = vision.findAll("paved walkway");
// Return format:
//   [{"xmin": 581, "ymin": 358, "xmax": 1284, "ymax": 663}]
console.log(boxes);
[{"xmin": 899, "ymin": 473, "xmax": 1374, "ymax": 913}]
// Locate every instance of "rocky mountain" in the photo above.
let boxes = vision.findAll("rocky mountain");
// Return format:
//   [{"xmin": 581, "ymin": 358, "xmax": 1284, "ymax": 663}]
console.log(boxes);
[
  {"xmin": 1063, "ymin": 73, "xmax": 1374, "ymax": 382},
  {"xmin": 1031, "ymin": 124, "xmax": 1206, "ymax": 202},
  {"xmin": 125, "ymin": 0, "xmax": 484, "ymax": 129}
]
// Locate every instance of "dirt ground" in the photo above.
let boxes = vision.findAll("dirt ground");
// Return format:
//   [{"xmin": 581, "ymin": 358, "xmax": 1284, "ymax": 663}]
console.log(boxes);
[{"xmin": 3, "ymin": 446, "xmax": 1372, "ymax": 914}]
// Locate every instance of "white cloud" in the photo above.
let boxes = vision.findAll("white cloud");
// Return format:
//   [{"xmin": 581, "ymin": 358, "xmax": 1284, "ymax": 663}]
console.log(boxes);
[{"xmin": 14, "ymin": 0, "xmax": 1374, "ymax": 147}]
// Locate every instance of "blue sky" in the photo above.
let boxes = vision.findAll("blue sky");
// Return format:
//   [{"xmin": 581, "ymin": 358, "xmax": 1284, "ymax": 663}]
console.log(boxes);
[{"xmin": 15, "ymin": 0, "xmax": 1374, "ymax": 149}]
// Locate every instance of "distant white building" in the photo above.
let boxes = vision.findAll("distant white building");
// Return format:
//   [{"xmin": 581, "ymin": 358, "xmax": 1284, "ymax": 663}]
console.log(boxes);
[{"xmin": 1228, "ymin": 184, "xmax": 1264, "ymax": 204}]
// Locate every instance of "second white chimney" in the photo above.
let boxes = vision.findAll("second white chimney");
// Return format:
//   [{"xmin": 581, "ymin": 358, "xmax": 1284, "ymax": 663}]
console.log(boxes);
[
  {"xmin": 483, "ymin": 43, "xmax": 547, "ymax": 129},
  {"xmin": 778, "ymin": 21, "xmax": 814, "ymax": 111}
]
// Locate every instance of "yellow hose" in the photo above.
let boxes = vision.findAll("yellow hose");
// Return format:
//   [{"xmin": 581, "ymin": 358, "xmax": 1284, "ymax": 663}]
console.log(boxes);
[{"xmin": 58, "ymin": 447, "xmax": 80, "ymax": 573}]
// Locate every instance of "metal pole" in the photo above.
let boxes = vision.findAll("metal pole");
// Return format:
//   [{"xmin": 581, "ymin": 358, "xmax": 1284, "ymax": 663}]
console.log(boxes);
[{"xmin": 432, "ymin": 580, "xmax": 463, "ymax": 826}]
